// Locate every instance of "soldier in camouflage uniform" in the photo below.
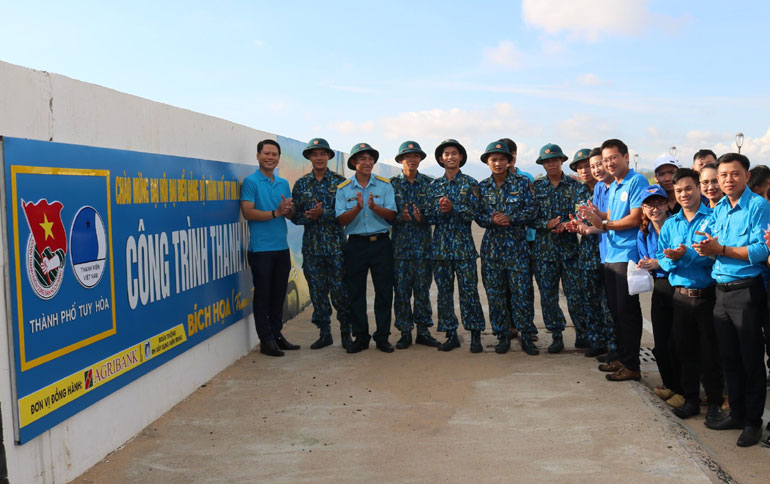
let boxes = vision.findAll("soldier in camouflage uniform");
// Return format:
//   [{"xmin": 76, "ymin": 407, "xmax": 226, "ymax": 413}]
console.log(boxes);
[
  {"xmin": 567, "ymin": 148, "xmax": 608, "ymax": 357},
  {"xmin": 532, "ymin": 143, "xmax": 592, "ymax": 354},
  {"xmin": 290, "ymin": 138, "xmax": 352, "ymax": 350},
  {"xmin": 390, "ymin": 141, "xmax": 441, "ymax": 349},
  {"xmin": 426, "ymin": 139, "xmax": 486, "ymax": 353},
  {"xmin": 476, "ymin": 141, "xmax": 538, "ymax": 354}
]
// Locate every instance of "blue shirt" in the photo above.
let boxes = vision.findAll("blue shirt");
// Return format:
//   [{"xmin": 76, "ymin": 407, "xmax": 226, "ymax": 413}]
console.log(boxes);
[
  {"xmin": 657, "ymin": 203, "xmax": 714, "ymax": 289},
  {"xmin": 593, "ymin": 182, "xmax": 611, "ymax": 262},
  {"xmin": 636, "ymin": 226, "xmax": 667, "ymax": 279},
  {"xmin": 335, "ymin": 174, "xmax": 396, "ymax": 236},
  {"xmin": 240, "ymin": 169, "xmax": 291, "ymax": 252},
  {"xmin": 706, "ymin": 188, "xmax": 770, "ymax": 283},
  {"xmin": 515, "ymin": 167, "xmax": 536, "ymax": 243},
  {"xmin": 606, "ymin": 169, "xmax": 649, "ymax": 263}
]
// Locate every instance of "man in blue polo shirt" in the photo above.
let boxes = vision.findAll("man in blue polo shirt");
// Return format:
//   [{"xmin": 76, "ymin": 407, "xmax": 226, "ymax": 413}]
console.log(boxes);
[
  {"xmin": 240, "ymin": 139, "xmax": 299, "ymax": 357},
  {"xmin": 581, "ymin": 139, "xmax": 649, "ymax": 382},
  {"xmin": 693, "ymin": 153, "xmax": 770, "ymax": 447},
  {"xmin": 657, "ymin": 168, "xmax": 723, "ymax": 424},
  {"xmin": 336, "ymin": 143, "xmax": 397, "ymax": 354}
]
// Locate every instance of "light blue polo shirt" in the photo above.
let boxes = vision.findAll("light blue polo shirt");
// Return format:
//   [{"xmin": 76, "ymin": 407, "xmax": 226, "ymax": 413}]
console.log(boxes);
[
  {"xmin": 593, "ymin": 182, "xmax": 611, "ymax": 262},
  {"xmin": 240, "ymin": 169, "xmax": 291, "ymax": 252},
  {"xmin": 605, "ymin": 168, "xmax": 649, "ymax": 263},
  {"xmin": 515, "ymin": 167, "xmax": 536, "ymax": 243},
  {"xmin": 657, "ymin": 203, "xmax": 714, "ymax": 289},
  {"xmin": 707, "ymin": 188, "xmax": 770, "ymax": 283},
  {"xmin": 335, "ymin": 174, "xmax": 396, "ymax": 236}
]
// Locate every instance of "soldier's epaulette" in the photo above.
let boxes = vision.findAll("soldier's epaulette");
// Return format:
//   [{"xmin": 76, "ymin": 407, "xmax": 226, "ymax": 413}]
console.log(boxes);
[
  {"xmin": 337, "ymin": 179, "xmax": 352, "ymax": 189},
  {"xmin": 375, "ymin": 175, "xmax": 391, "ymax": 183}
]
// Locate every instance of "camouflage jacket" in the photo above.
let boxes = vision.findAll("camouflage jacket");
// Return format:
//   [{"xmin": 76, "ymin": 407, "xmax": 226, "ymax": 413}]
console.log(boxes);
[
  {"xmin": 533, "ymin": 173, "xmax": 591, "ymax": 262},
  {"xmin": 290, "ymin": 169, "xmax": 346, "ymax": 256},
  {"xmin": 476, "ymin": 172, "xmax": 535, "ymax": 270},
  {"xmin": 391, "ymin": 171, "xmax": 433, "ymax": 260},
  {"xmin": 425, "ymin": 170, "xmax": 481, "ymax": 260}
]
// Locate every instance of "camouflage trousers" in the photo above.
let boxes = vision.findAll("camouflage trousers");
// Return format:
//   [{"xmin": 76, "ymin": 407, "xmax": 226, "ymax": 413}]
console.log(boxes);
[
  {"xmin": 482, "ymin": 259, "xmax": 536, "ymax": 336},
  {"xmin": 433, "ymin": 259, "xmax": 485, "ymax": 332},
  {"xmin": 394, "ymin": 258, "xmax": 434, "ymax": 333},
  {"xmin": 302, "ymin": 254, "xmax": 351, "ymax": 335},
  {"xmin": 575, "ymin": 268, "xmax": 609, "ymax": 345},
  {"xmin": 533, "ymin": 258, "xmax": 583, "ymax": 334}
]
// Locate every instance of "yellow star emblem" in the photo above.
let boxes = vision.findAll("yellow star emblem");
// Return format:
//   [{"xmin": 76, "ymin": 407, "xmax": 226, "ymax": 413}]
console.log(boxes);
[{"xmin": 40, "ymin": 214, "xmax": 55, "ymax": 240}]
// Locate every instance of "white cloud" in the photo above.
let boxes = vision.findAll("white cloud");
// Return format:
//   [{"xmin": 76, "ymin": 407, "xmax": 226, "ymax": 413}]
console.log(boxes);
[
  {"xmin": 482, "ymin": 41, "xmax": 521, "ymax": 70},
  {"xmin": 522, "ymin": 0, "xmax": 661, "ymax": 42},
  {"xmin": 328, "ymin": 120, "xmax": 357, "ymax": 135},
  {"xmin": 541, "ymin": 39, "xmax": 565, "ymax": 55},
  {"xmin": 577, "ymin": 73, "xmax": 604, "ymax": 86},
  {"xmin": 556, "ymin": 114, "xmax": 613, "ymax": 150}
]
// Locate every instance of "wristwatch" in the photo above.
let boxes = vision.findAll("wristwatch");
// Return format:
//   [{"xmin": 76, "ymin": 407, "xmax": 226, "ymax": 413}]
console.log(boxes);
[{"xmin": 602, "ymin": 219, "xmax": 608, "ymax": 230}]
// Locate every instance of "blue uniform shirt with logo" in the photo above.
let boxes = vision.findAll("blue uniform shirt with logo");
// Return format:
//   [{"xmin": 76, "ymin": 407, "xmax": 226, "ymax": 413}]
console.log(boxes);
[
  {"xmin": 241, "ymin": 169, "xmax": 291, "ymax": 252},
  {"xmin": 636, "ymin": 227, "xmax": 667, "ymax": 279},
  {"xmin": 593, "ymin": 182, "xmax": 611, "ymax": 262},
  {"xmin": 335, "ymin": 174, "xmax": 396, "ymax": 236},
  {"xmin": 606, "ymin": 168, "xmax": 649, "ymax": 263},
  {"xmin": 656, "ymin": 203, "xmax": 714, "ymax": 289},
  {"xmin": 705, "ymin": 188, "xmax": 770, "ymax": 283}
]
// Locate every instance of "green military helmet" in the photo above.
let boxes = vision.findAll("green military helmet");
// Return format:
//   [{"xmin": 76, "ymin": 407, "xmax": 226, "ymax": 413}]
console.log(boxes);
[
  {"xmin": 347, "ymin": 142, "xmax": 380, "ymax": 170},
  {"xmin": 481, "ymin": 141, "xmax": 513, "ymax": 163},
  {"xmin": 395, "ymin": 140, "xmax": 427, "ymax": 162},
  {"xmin": 569, "ymin": 148, "xmax": 592, "ymax": 172},
  {"xmin": 536, "ymin": 143, "xmax": 568, "ymax": 165},
  {"xmin": 302, "ymin": 137, "xmax": 335, "ymax": 160},
  {"xmin": 434, "ymin": 138, "xmax": 468, "ymax": 167}
]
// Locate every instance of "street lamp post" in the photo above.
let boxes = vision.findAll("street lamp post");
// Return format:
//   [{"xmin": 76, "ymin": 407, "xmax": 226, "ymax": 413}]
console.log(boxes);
[
  {"xmin": 634, "ymin": 154, "xmax": 639, "ymax": 172},
  {"xmin": 736, "ymin": 132, "xmax": 744, "ymax": 153}
]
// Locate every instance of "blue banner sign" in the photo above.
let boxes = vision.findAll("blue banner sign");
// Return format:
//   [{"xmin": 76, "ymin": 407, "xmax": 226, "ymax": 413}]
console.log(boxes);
[{"xmin": 2, "ymin": 137, "xmax": 258, "ymax": 443}]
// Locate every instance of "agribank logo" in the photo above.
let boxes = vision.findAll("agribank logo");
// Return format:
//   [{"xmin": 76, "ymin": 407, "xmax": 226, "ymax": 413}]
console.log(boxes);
[{"xmin": 21, "ymin": 198, "xmax": 67, "ymax": 299}]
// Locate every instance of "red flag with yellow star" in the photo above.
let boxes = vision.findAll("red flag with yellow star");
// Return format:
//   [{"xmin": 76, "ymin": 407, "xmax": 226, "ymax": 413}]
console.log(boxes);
[{"xmin": 22, "ymin": 199, "xmax": 67, "ymax": 255}]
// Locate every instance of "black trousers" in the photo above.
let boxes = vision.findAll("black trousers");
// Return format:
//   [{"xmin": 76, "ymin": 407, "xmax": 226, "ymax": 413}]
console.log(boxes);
[
  {"xmin": 343, "ymin": 235, "xmax": 393, "ymax": 343},
  {"xmin": 603, "ymin": 262, "xmax": 643, "ymax": 371},
  {"xmin": 671, "ymin": 288, "xmax": 723, "ymax": 405},
  {"xmin": 248, "ymin": 249, "xmax": 290, "ymax": 342},
  {"xmin": 650, "ymin": 277, "xmax": 680, "ymax": 392},
  {"xmin": 713, "ymin": 278, "xmax": 768, "ymax": 427}
]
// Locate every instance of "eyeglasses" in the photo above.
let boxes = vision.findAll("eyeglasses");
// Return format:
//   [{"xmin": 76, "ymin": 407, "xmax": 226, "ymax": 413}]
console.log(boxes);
[
  {"xmin": 643, "ymin": 201, "xmax": 668, "ymax": 210},
  {"xmin": 602, "ymin": 154, "xmax": 622, "ymax": 164}
]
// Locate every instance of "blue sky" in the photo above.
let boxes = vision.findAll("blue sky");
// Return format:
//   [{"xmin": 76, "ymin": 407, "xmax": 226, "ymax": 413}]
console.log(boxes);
[{"xmin": 3, "ymin": 0, "xmax": 770, "ymax": 179}]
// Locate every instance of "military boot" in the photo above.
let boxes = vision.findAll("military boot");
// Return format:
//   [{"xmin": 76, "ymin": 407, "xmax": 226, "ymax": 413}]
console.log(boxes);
[
  {"xmin": 340, "ymin": 331, "xmax": 353, "ymax": 351},
  {"xmin": 548, "ymin": 332, "xmax": 564, "ymax": 354},
  {"xmin": 396, "ymin": 331, "xmax": 412, "ymax": 350},
  {"xmin": 470, "ymin": 330, "xmax": 483, "ymax": 353},
  {"xmin": 520, "ymin": 333, "xmax": 540, "ymax": 355},
  {"xmin": 437, "ymin": 330, "xmax": 460, "ymax": 351},
  {"xmin": 310, "ymin": 326, "xmax": 332, "ymax": 350},
  {"xmin": 574, "ymin": 335, "xmax": 590, "ymax": 349},
  {"xmin": 415, "ymin": 328, "xmax": 441, "ymax": 347},
  {"xmin": 495, "ymin": 332, "xmax": 511, "ymax": 354}
]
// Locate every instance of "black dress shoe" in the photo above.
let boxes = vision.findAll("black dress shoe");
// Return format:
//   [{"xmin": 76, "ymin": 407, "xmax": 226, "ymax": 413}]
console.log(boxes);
[
  {"xmin": 495, "ymin": 333, "xmax": 511, "ymax": 354},
  {"xmin": 415, "ymin": 332, "xmax": 441, "ymax": 347},
  {"xmin": 438, "ymin": 332, "xmax": 460, "ymax": 351},
  {"xmin": 584, "ymin": 344, "xmax": 607, "ymax": 358},
  {"xmin": 260, "ymin": 339, "xmax": 284, "ymax": 357},
  {"xmin": 376, "ymin": 340, "xmax": 395, "ymax": 353},
  {"xmin": 275, "ymin": 335, "xmax": 300, "ymax": 350},
  {"xmin": 672, "ymin": 400, "xmax": 700, "ymax": 419},
  {"xmin": 705, "ymin": 404, "xmax": 723, "ymax": 424},
  {"xmin": 737, "ymin": 426, "xmax": 763, "ymax": 447},
  {"xmin": 311, "ymin": 331, "xmax": 333, "ymax": 350},
  {"xmin": 705, "ymin": 415, "xmax": 744, "ymax": 430},
  {"xmin": 341, "ymin": 333, "xmax": 353, "ymax": 350},
  {"xmin": 470, "ymin": 330, "xmax": 483, "ymax": 353},
  {"xmin": 596, "ymin": 350, "xmax": 618, "ymax": 363},
  {"xmin": 396, "ymin": 332, "xmax": 412, "ymax": 349},
  {"xmin": 520, "ymin": 334, "xmax": 539, "ymax": 355},
  {"xmin": 346, "ymin": 338, "xmax": 370, "ymax": 354}
]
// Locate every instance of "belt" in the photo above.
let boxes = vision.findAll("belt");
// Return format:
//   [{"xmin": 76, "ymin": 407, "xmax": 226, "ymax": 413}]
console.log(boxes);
[
  {"xmin": 716, "ymin": 276, "xmax": 763, "ymax": 292},
  {"xmin": 349, "ymin": 233, "xmax": 388, "ymax": 242},
  {"xmin": 674, "ymin": 286, "xmax": 715, "ymax": 298}
]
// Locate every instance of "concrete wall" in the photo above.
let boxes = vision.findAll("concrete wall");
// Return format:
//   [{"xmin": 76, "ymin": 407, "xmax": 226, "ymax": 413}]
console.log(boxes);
[{"xmin": 0, "ymin": 60, "xmax": 305, "ymax": 484}]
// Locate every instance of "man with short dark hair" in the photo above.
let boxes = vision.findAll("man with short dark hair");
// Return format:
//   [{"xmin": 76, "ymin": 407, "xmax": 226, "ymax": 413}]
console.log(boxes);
[
  {"xmin": 693, "ymin": 149, "xmax": 717, "ymax": 172},
  {"xmin": 241, "ymin": 139, "xmax": 299, "ymax": 357},
  {"xmin": 335, "ymin": 143, "xmax": 397, "ymax": 354},
  {"xmin": 581, "ymin": 139, "xmax": 649, "ymax": 381},
  {"xmin": 657, "ymin": 167, "xmax": 723, "ymax": 423},
  {"xmin": 291, "ymin": 138, "xmax": 352, "ymax": 350},
  {"xmin": 693, "ymin": 153, "xmax": 770, "ymax": 447},
  {"xmin": 748, "ymin": 165, "xmax": 770, "ymax": 201}
]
